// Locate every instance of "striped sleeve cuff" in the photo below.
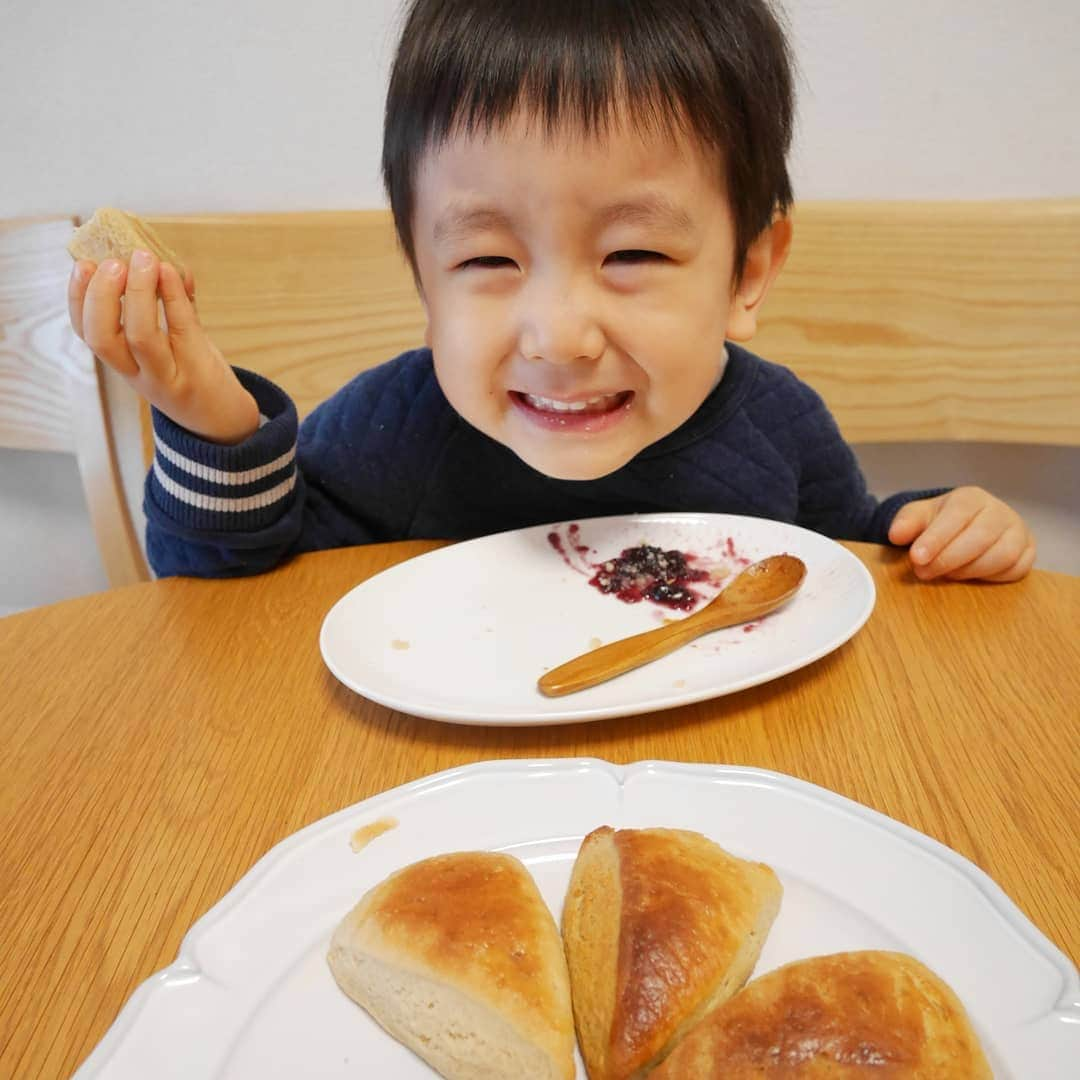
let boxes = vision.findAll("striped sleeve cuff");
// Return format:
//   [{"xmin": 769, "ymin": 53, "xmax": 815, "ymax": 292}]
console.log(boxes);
[{"xmin": 146, "ymin": 369, "xmax": 300, "ymax": 532}]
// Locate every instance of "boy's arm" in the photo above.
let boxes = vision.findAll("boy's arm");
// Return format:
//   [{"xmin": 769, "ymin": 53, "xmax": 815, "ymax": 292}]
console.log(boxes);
[
  {"xmin": 144, "ymin": 369, "xmax": 375, "ymax": 577},
  {"xmin": 789, "ymin": 391, "xmax": 947, "ymax": 544},
  {"xmin": 887, "ymin": 488, "xmax": 1036, "ymax": 582},
  {"xmin": 791, "ymin": 388, "xmax": 1035, "ymax": 581},
  {"xmin": 145, "ymin": 352, "xmax": 446, "ymax": 577},
  {"xmin": 69, "ymin": 248, "xmax": 437, "ymax": 576}
]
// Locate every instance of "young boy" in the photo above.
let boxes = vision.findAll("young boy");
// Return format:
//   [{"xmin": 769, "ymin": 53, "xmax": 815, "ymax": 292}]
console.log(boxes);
[{"xmin": 68, "ymin": 0, "xmax": 1034, "ymax": 583}]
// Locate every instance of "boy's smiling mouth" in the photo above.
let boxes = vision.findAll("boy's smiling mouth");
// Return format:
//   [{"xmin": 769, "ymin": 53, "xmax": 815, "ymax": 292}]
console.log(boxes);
[
  {"xmin": 519, "ymin": 390, "xmax": 631, "ymax": 413},
  {"xmin": 510, "ymin": 389, "xmax": 635, "ymax": 431}
]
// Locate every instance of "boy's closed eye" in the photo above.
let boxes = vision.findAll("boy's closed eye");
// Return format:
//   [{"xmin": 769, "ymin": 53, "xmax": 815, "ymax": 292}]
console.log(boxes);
[
  {"xmin": 456, "ymin": 255, "xmax": 518, "ymax": 270},
  {"xmin": 604, "ymin": 249, "xmax": 667, "ymax": 264},
  {"xmin": 455, "ymin": 250, "xmax": 669, "ymax": 271}
]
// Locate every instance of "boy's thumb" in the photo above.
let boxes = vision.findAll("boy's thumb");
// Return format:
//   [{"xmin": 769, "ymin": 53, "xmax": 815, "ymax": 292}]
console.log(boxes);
[{"xmin": 888, "ymin": 500, "xmax": 931, "ymax": 546}]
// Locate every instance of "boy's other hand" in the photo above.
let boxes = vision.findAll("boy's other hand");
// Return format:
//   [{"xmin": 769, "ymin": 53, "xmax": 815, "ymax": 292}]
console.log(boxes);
[
  {"xmin": 68, "ymin": 252, "xmax": 260, "ymax": 445},
  {"xmin": 888, "ymin": 486, "xmax": 1036, "ymax": 583}
]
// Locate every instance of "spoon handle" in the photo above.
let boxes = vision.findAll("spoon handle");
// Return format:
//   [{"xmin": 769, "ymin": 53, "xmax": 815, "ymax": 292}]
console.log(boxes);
[{"xmin": 538, "ymin": 602, "xmax": 745, "ymax": 698}]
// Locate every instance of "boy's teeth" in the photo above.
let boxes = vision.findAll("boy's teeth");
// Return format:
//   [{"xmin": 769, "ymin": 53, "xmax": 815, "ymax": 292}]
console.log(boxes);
[{"xmin": 524, "ymin": 392, "xmax": 620, "ymax": 413}]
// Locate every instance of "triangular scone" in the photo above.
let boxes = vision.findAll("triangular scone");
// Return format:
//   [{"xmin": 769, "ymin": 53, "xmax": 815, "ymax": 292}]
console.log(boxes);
[
  {"xmin": 650, "ymin": 951, "xmax": 993, "ymax": 1078},
  {"xmin": 328, "ymin": 851, "xmax": 575, "ymax": 1080},
  {"xmin": 67, "ymin": 207, "xmax": 189, "ymax": 282},
  {"xmin": 561, "ymin": 826, "xmax": 782, "ymax": 1079}
]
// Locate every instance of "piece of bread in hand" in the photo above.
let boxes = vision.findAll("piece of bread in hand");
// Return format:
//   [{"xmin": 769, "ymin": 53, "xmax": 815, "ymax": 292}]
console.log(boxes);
[
  {"xmin": 67, "ymin": 207, "xmax": 188, "ymax": 282},
  {"xmin": 650, "ymin": 950, "xmax": 993, "ymax": 1078},
  {"xmin": 562, "ymin": 826, "xmax": 782, "ymax": 1080},
  {"xmin": 328, "ymin": 851, "xmax": 575, "ymax": 1080}
]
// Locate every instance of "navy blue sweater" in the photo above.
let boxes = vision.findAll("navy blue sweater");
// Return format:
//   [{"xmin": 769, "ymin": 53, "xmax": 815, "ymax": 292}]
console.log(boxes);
[{"xmin": 145, "ymin": 343, "xmax": 941, "ymax": 578}]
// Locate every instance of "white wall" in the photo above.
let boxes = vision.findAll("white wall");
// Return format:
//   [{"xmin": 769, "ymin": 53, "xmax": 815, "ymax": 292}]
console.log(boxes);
[
  {"xmin": 2, "ymin": 0, "xmax": 401, "ymax": 221},
  {"xmin": 5, "ymin": 0, "xmax": 1078, "ymax": 221},
  {"xmin": 786, "ymin": 0, "xmax": 1080, "ymax": 200},
  {"xmin": 2, "ymin": 1, "xmax": 1078, "ymax": 611}
]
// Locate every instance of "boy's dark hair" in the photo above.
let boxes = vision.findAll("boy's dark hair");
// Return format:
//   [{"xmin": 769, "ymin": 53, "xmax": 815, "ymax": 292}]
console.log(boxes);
[{"xmin": 382, "ymin": 0, "xmax": 796, "ymax": 285}]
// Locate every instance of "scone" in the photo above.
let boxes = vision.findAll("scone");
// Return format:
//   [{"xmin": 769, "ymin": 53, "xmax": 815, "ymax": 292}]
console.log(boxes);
[
  {"xmin": 650, "ymin": 950, "xmax": 993, "ymax": 1077},
  {"xmin": 328, "ymin": 851, "xmax": 575, "ymax": 1079},
  {"xmin": 561, "ymin": 826, "xmax": 782, "ymax": 1079},
  {"xmin": 67, "ymin": 207, "xmax": 189, "ymax": 281}
]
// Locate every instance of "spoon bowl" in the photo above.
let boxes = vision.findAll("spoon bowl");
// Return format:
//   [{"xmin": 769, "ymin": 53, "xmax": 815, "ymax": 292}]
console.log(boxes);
[{"xmin": 537, "ymin": 553, "xmax": 807, "ymax": 697}]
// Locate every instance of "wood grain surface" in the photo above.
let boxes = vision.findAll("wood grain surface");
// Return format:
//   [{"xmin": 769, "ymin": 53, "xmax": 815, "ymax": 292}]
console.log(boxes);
[
  {"xmin": 1, "ymin": 540, "xmax": 1078, "ymax": 1076},
  {"xmin": 753, "ymin": 200, "xmax": 1080, "ymax": 445},
  {"xmin": 143, "ymin": 203, "xmax": 1080, "ymax": 445},
  {"xmin": 148, "ymin": 211, "xmax": 426, "ymax": 422},
  {"xmin": 0, "ymin": 216, "xmax": 85, "ymax": 453},
  {"xmin": 0, "ymin": 216, "xmax": 149, "ymax": 586}
]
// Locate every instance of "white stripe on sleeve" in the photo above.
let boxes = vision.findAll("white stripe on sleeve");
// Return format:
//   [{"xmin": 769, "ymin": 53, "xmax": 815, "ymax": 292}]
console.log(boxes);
[
  {"xmin": 152, "ymin": 460, "xmax": 297, "ymax": 513},
  {"xmin": 154, "ymin": 433, "xmax": 297, "ymax": 485}
]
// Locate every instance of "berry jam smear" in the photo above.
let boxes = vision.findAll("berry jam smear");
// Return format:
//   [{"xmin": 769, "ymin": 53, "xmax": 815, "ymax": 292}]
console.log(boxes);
[
  {"xmin": 547, "ymin": 522, "xmax": 592, "ymax": 563},
  {"xmin": 589, "ymin": 544, "xmax": 708, "ymax": 611},
  {"xmin": 546, "ymin": 523, "xmax": 751, "ymax": 612}
]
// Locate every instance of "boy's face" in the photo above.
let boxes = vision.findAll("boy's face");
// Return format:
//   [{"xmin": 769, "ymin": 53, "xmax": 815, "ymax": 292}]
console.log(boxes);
[{"xmin": 412, "ymin": 109, "xmax": 778, "ymax": 480}]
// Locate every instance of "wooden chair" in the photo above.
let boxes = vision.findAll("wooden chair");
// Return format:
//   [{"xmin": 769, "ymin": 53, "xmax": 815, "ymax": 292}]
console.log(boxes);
[
  {"xmin": 145, "ymin": 211, "xmax": 427, "ymax": 423},
  {"xmin": 752, "ymin": 199, "xmax": 1080, "ymax": 446},
  {"xmin": 0, "ymin": 216, "xmax": 150, "ymax": 587},
  {"xmin": 7, "ymin": 201, "xmax": 1073, "ymax": 599},
  {"xmin": 144, "ymin": 201, "xmax": 1080, "ymax": 444}
]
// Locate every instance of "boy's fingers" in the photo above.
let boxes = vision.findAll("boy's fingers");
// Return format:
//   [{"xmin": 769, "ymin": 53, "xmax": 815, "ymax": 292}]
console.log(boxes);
[
  {"xmin": 82, "ymin": 260, "xmax": 138, "ymax": 377},
  {"xmin": 159, "ymin": 261, "xmax": 200, "ymax": 341},
  {"xmin": 948, "ymin": 527, "xmax": 1034, "ymax": 582},
  {"xmin": 122, "ymin": 250, "xmax": 175, "ymax": 382},
  {"xmin": 67, "ymin": 260, "xmax": 97, "ymax": 340},
  {"xmin": 908, "ymin": 498, "xmax": 980, "ymax": 573},
  {"xmin": 887, "ymin": 498, "xmax": 934, "ymax": 547},
  {"xmin": 980, "ymin": 540, "xmax": 1037, "ymax": 583},
  {"xmin": 181, "ymin": 265, "xmax": 196, "ymax": 302},
  {"xmin": 917, "ymin": 508, "xmax": 1006, "ymax": 579}
]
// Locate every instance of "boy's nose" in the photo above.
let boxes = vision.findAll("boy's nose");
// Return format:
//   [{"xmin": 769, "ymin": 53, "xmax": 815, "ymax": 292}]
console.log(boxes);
[{"xmin": 517, "ymin": 277, "xmax": 605, "ymax": 365}]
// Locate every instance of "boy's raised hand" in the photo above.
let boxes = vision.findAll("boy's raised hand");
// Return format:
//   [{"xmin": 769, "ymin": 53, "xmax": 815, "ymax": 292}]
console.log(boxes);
[
  {"xmin": 68, "ymin": 251, "xmax": 260, "ymax": 445},
  {"xmin": 888, "ymin": 486, "xmax": 1035, "ymax": 583}
]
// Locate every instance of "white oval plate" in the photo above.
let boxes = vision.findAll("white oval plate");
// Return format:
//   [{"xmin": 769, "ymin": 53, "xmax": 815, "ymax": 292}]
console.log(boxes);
[
  {"xmin": 319, "ymin": 512, "xmax": 875, "ymax": 724},
  {"xmin": 75, "ymin": 759, "xmax": 1080, "ymax": 1079}
]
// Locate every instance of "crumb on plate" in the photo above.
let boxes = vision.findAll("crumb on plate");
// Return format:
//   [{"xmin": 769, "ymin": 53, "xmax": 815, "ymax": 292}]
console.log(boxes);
[{"xmin": 350, "ymin": 817, "xmax": 399, "ymax": 852}]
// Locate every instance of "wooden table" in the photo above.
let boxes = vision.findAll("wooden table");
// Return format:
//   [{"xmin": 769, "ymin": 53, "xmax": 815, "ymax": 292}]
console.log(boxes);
[{"xmin": 2, "ymin": 540, "xmax": 1078, "ymax": 1077}]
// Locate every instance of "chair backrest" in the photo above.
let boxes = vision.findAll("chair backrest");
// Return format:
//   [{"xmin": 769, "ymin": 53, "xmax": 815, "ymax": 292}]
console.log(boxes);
[
  {"xmin": 7, "ymin": 202, "xmax": 1072, "ymax": 595},
  {"xmin": 752, "ymin": 199, "xmax": 1080, "ymax": 445},
  {"xmin": 0, "ymin": 216, "xmax": 150, "ymax": 586},
  {"xmin": 147, "ymin": 200, "xmax": 1080, "ymax": 444},
  {"xmin": 147, "ymin": 211, "xmax": 426, "ymax": 422}
]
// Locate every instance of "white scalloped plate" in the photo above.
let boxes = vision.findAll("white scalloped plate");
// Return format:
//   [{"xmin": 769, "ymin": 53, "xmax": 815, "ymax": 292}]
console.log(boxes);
[
  {"xmin": 320, "ymin": 513, "xmax": 875, "ymax": 724},
  {"xmin": 75, "ymin": 760, "xmax": 1079, "ymax": 1078}
]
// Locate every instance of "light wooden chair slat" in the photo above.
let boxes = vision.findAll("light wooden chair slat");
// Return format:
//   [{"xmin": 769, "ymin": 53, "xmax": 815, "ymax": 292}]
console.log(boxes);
[
  {"xmin": 0, "ymin": 216, "xmax": 149, "ymax": 587},
  {"xmin": 147, "ymin": 211, "xmax": 426, "ymax": 424},
  {"xmin": 147, "ymin": 201, "xmax": 1080, "ymax": 446},
  {"xmin": 7, "ymin": 200, "xmax": 1070, "ymax": 597},
  {"xmin": 754, "ymin": 199, "xmax": 1080, "ymax": 445}
]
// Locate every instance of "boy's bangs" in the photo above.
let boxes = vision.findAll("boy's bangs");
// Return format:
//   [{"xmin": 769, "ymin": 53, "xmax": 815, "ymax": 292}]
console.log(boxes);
[
  {"xmin": 385, "ymin": 0, "xmax": 795, "ymax": 276},
  {"xmin": 420, "ymin": 11, "xmax": 720, "ymax": 156}
]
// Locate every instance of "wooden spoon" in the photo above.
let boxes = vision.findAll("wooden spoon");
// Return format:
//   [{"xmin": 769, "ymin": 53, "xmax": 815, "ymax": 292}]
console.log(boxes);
[{"xmin": 537, "ymin": 554, "xmax": 807, "ymax": 697}]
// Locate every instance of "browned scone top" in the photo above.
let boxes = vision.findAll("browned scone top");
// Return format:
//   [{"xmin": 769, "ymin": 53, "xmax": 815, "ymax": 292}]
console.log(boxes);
[
  {"xmin": 330, "ymin": 850, "xmax": 574, "ymax": 1078},
  {"xmin": 650, "ymin": 950, "xmax": 993, "ymax": 1078},
  {"xmin": 562, "ymin": 826, "xmax": 782, "ymax": 1080}
]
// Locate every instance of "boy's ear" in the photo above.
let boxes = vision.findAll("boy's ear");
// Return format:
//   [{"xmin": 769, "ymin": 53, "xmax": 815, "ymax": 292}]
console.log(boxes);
[{"xmin": 725, "ymin": 216, "xmax": 793, "ymax": 342}]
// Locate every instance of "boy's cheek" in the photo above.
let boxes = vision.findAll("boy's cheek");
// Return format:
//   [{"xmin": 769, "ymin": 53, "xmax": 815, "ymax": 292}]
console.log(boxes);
[
  {"xmin": 428, "ymin": 307, "xmax": 513, "ymax": 363},
  {"xmin": 429, "ymin": 337, "xmax": 503, "ymax": 411}
]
